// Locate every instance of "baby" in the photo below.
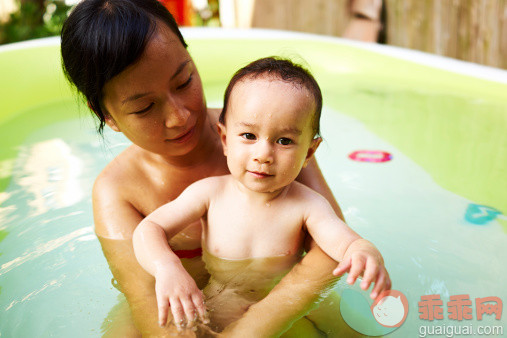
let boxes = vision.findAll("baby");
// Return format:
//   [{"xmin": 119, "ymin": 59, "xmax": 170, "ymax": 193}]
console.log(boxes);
[{"xmin": 133, "ymin": 57, "xmax": 390, "ymax": 333}]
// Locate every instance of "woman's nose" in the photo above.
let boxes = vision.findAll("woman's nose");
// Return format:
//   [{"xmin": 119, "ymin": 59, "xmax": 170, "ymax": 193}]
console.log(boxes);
[
  {"xmin": 163, "ymin": 98, "xmax": 189, "ymax": 129},
  {"xmin": 253, "ymin": 141, "xmax": 274, "ymax": 164}
]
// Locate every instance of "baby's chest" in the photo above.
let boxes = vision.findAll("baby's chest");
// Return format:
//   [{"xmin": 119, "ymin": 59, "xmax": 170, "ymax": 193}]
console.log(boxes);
[{"xmin": 204, "ymin": 203, "xmax": 306, "ymax": 257}]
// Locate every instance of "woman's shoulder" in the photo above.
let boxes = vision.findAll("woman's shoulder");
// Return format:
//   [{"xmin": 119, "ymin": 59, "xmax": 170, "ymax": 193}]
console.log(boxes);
[
  {"xmin": 94, "ymin": 146, "xmax": 140, "ymax": 194},
  {"xmin": 92, "ymin": 146, "xmax": 148, "ymax": 238}
]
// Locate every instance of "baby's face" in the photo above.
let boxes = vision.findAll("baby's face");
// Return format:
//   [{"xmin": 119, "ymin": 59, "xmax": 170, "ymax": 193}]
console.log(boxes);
[{"xmin": 219, "ymin": 76, "xmax": 319, "ymax": 194}]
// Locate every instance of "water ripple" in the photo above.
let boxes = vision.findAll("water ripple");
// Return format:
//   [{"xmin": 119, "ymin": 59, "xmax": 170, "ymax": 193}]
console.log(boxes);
[{"xmin": 0, "ymin": 226, "xmax": 93, "ymax": 277}]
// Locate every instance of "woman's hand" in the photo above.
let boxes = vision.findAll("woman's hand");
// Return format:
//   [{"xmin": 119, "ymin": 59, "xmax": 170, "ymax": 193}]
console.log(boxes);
[
  {"xmin": 333, "ymin": 239, "xmax": 391, "ymax": 300},
  {"xmin": 154, "ymin": 263, "xmax": 209, "ymax": 330}
]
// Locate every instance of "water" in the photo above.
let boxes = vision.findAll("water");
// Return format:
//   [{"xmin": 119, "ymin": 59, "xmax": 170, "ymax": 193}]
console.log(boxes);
[
  {"xmin": 0, "ymin": 116, "xmax": 127, "ymax": 336},
  {"xmin": 317, "ymin": 107, "xmax": 506, "ymax": 336},
  {"xmin": 1, "ymin": 101, "xmax": 505, "ymax": 336}
]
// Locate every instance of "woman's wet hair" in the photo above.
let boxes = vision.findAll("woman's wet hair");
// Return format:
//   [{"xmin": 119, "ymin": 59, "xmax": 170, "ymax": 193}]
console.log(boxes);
[
  {"xmin": 219, "ymin": 57, "xmax": 323, "ymax": 138},
  {"xmin": 61, "ymin": 0, "xmax": 186, "ymax": 134}
]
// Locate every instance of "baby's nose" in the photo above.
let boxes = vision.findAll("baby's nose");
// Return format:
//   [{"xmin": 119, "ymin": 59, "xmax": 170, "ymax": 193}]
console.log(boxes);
[{"xmin": 253, "ymin": 141, "xmax": 274, "ymax": 164}]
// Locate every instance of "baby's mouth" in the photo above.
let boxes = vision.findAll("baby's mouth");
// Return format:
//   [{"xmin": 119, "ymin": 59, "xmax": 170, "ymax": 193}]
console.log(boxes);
[{"xmin": 248, "ymin": 171, "xmax": 273, "ymax": 178}]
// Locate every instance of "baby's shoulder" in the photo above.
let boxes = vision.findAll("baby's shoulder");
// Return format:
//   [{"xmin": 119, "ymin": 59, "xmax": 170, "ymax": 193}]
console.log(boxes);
[
  {"xmin": 187, "ymin": 175, "xmax": 231, "ymax": 195},
  {"xmin": 288, "ymin": 181, "xmax": 333, "ymax": 209},
  {"xmin": 289, "ymin": 181, "xmax": 326, "ymax": 199}
]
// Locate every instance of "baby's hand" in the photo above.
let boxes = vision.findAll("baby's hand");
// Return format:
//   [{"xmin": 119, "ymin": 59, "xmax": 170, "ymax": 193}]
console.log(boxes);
[
  {"xmin": 154, "ymin": 262, "xmax": 209, "ymax": 330},
  {"xmin": 333, "ymin": 239, "xmax": 391, "ymax": 300}
]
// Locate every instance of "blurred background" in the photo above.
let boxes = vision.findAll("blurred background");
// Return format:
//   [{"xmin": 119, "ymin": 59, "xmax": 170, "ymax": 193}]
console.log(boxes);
[{"xmin": 0, "ymin": 0, "xmax": 505, "ymax": 69}]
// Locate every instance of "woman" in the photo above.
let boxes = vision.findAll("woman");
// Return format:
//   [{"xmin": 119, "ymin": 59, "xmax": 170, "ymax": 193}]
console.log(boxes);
[{"xmin": 61, "ymin": 0, "xmax": 389, "ymax": 336}]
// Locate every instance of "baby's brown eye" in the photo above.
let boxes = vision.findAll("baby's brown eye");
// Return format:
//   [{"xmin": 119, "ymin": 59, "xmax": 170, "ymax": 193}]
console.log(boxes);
[
  {"xmin": 241, "ymin": 133, "xmax": 256, "ymax": 140},
  {"xmin": 277, "ymin": 138, "xmax": 292, "ymax": 145}
]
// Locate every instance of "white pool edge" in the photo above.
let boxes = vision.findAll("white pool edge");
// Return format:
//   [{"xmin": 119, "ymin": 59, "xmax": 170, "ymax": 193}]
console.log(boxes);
[{"xmin": 1, "ymin": 27, "xmax": 506, "ymax": 84}]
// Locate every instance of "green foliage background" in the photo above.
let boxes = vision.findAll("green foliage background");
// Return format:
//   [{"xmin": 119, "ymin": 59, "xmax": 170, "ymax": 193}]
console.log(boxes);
[
  {"xmin": 0, "ymin": 0, "xmax": 221, "ymax": 45},
  {"xmin": 1, "ymin": 1, "xmax": 72, "ymax": 44}
]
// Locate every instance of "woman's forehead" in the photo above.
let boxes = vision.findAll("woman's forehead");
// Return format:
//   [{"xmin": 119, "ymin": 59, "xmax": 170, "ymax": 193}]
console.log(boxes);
[
  {"xmin": 103, "ymin": 27, "xmax": 191, "ymax": 105},
  {"xmin": 144, "ymin": 24, "xmax": 188, "ymax": 61}
]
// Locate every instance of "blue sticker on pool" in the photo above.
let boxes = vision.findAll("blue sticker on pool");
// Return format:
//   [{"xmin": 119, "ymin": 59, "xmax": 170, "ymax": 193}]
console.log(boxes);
[{"xmin": 464, "ymin": 204, "xmax": 501, "ymax": 225}]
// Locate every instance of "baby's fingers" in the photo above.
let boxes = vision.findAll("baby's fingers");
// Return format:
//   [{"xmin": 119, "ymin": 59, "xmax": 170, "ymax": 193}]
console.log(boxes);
[
  {"xmin": 370, "ymin": 269, "xmax": 390, "ymax": 300},
  {"xmin": 360, "ymin": 257, "xmax": 380, "ymax": 291},
  {"xmin": 333, "ymin": 258, "xmax": 351, "ymax": 276},
  {"xmin": 192, "ymin": 293, "xmax": 209, "ymax": 324},
  {"xmin": 169, "ymin": 297, "xmax": 186, "ymax": 331},
  {"xmin": 181, "ymin": 296, "xmax": 198, "ymax": 328},
  {"xmin": 156, "ymin": 295, "xmax": 169, "ymax": 327},
  {"xmin": 346, "ymin": 255, "xmax": 366, "ymax": 285}
]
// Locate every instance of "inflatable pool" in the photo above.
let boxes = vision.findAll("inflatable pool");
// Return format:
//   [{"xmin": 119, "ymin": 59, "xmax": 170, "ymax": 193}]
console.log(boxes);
[{"xmin": 1, "ymin": 28, "xmax": 506, "ymax": 336}]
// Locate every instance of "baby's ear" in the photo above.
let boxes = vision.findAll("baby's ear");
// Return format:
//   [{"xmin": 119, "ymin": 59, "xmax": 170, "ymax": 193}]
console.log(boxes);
[
  {"xmin": 216, "ymin": 122, "xmax": 228, "ymax": 156},
  {"xmin": 303, "ymin": 137, "xmax": 322, "ymax": 168}
]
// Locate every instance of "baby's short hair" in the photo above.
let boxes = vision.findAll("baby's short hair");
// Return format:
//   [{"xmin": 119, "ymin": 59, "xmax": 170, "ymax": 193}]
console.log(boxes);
[{"xmin": 219, "ymin": 57, "xmax": 322, "ymax": 138}]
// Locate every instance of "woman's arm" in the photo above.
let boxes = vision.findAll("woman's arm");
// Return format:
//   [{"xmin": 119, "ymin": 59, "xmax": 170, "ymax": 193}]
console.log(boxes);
[{"xmin": 93, "ymin": 176, "xmax": 182, "ymax": 336}]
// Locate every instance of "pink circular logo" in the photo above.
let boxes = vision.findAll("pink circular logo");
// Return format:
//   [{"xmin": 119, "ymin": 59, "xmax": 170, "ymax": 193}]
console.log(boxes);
[
  {"xmin": 371, "ymin": 290, "xmax": 409, "ymax": 327},
  {"xmin": 349, "ymin": 150, "xmax": 393, "ymax": 163}
]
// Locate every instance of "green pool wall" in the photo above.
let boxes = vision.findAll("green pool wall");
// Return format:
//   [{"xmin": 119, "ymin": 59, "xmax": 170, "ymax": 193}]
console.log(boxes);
[{"xmin": 1, "ymin": 35, "xmax": 506, "ymax": 218}]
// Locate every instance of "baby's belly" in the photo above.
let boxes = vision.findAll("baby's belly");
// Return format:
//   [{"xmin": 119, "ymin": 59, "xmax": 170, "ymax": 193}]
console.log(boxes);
[
  {"xmin": 168, "ymin": 221, "xmax": 202, "ymax": 250},
  {"xmin": 202, "ymin": 250, "xmax": 301, "ymax": 332},
  {"xmin": 181, "ymin": 256, "xmax": 209, "ymax": 289},
  {"xmin": 203, "ymin": 279, "xmax": 261, "ymax": 332}
]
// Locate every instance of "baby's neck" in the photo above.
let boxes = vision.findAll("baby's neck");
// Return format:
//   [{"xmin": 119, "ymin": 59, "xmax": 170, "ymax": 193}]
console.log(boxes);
[{"xmin": 231, "ymin": 179, "xmax": 292, "ymax": 204}]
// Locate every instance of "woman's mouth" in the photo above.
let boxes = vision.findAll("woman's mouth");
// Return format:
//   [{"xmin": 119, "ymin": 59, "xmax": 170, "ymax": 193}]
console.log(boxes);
[
  {"xmin": 248, "ymin": 171, "xmax": 273, "ymax": 179},
  {"xmin": 167, "ymin": 126, "xmax": 195, "ymax": 143}
]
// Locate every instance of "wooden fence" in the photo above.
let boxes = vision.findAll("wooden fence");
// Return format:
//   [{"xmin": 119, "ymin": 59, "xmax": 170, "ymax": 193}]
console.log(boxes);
[
  {"xmin": 222, "ymin": 0, "xmax": 507, "ymax": 69},
  {"xmin": 385, "ymin": 0, "xmax": 507, "ymax": 69}
]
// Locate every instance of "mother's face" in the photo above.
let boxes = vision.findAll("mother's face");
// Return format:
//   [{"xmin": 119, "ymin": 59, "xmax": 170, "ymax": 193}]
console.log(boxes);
[{"xmin": 102, "ymin": 24, "xmax": 207, "ymax": 157}]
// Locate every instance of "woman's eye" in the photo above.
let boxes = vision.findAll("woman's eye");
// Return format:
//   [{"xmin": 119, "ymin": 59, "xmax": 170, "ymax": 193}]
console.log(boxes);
[
  {"xmin": 277, "ymin": 138, "xmax": 293, "ymax": 145},
  {"xmin": 177, "ymin": 75, "xmax": 193, "ymax": 90},
  {"xmin": 241, "ymin": 133, "xmax": 256, "ymax": 140},
  {"xmin": 132, "ymin": 103, "xmax": 154, "ymax": 115}
]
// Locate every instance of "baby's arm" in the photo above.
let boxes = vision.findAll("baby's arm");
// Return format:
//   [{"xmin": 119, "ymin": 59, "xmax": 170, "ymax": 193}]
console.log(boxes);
[
  {"xmin": 304, "ymin": 191, "xmax": 390, "ymax": 299},
  {"xmin": 133, "ymin": 178, "xmax": 215, "ymax": 329}
]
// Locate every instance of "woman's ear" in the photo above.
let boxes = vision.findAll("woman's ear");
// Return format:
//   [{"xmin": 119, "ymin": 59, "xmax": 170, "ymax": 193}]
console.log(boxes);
[
  {"xmin": 88, "ymin": 101, "xmax": 121, "ymax": 132},
  {"xmin": 217, "ymin": 122, "xmax": 228, "ymax": 156},
  {"xmin": 105, "ymin": 115, "xmax": 121, "ymax": 132},
  {"xmin": 303, "ymin": 137, "xmax": 322, "ymax": 168}
]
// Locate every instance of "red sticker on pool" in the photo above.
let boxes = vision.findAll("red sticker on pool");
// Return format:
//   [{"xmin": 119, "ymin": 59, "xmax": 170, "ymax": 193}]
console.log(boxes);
[{"xmin": 349, "ymin": 150, "xmax": 393, "ymax": 163}]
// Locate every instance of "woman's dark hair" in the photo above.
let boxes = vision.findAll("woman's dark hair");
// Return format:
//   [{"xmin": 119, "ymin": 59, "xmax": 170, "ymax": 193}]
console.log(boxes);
[
  {"xmin": 61, "ymin": 0, "xmax": 187, "ymax": 134},
  {"xmin": 219, "ymin": 57, "xmax": 323, "ymax": 138}
]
